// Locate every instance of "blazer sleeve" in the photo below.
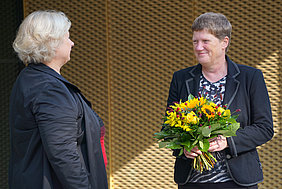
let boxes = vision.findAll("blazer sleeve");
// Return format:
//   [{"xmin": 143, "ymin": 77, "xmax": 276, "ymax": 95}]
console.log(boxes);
[
  {"xmin": 166, "ymin": 72, "xmax": 189, "ymax": 158},
  {"xmin": 32, "ymin": 81, "xmax": 90, "ymax": 189},
  {"xmin": 227, "ymin": 69, "xmax": 274, "ymax": 156},
  {"xmin": 167, "ymin": 72, "xmax": 179, "ymax": 108}
]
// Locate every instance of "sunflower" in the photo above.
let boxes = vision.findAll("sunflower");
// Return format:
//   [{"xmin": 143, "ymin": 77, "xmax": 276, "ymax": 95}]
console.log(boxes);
[
  {"xmin": 186, "ymin": 98, "xmax": 200, "ymax": 109},
  {"xmin": 199, "ymin": 97, "xmax": 207, "ymax": 106},
  {"xmin": 201, "ymin": 105, "xmax": 215, "ymax": 119},
  {"xmin": 209, "ymin": 102, "xmax": 217, "ymax": 108}
]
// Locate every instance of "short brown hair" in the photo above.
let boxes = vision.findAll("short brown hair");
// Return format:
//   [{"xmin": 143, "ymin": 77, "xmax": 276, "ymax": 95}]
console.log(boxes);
[{"xmin": 192, "ymin": 12, "xmax": 232, "ymax": 52}]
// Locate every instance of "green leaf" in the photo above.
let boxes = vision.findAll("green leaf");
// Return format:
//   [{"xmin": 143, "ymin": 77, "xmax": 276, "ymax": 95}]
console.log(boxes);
[
  {"xmin": 153, "ymin": 133, "xmax": 166, "ymax": 140},
  {"xmin": 199, "ymin": 141, "xmax": 204, "ymax": 149},
  {"xmin": 211, "ymin": 122, "xmax": 240, "ymax": 137},
  {"xmin": 192, "ymin": 139, "xmax": 198, "ymax": 147},
  {"xmin": 181, "ymin": 140, "xmax": 191, "ymax": 148},
  {"xmin": 230, "ymin": 122, "xmax": 240, "ymax": 133},
  {"xmin": 178, "ymin": 148, "xmax": 184, "ymax": 156},
  {"xmin": 227, "ymin": 118, "xmax": 237, "ymax": 123},
  {"xmin": 184, "ymin": 144, "xmax": 194, "ymax": 152},
  {"xmin": 201, "ymin": 126, "xmax": 212, "ymax": 137},
  {"xmin": 210, "ymin": 123, "xmax": 221, "ymax": 131},
  {"xmin": 154, "ymin": 128, "xmax": 181, "ymax": 140},
  {"xmin": 202, "ymin": 138, "xmax": 210, "ymax": 152},
  {"xmin": 197, "ymin": 138, "xmax": 209, "ymax": 152},
  {"xmin": 231, "ymin": 114, "xmax": 239, "ymax": 120},
  {"xmin": 200, "ymin": 123, "xmax": 222, "ymax": 137},
  {"xmin": 197, "ymin": 126, "xmax": 203, "ymax": 133},
  {"xmin": 188, "ymin": 94, "xmax": 194, "ymax": 101},
  {"xmin": 159, "ymin": 141, "xmax": 169, "ymax": 148},
  {"xmin": 166, "ymin": 142, "xmax": 182, "ymax": 149},
  {"xmin": 212, "ymin": 130, "xmax": 235, "ymax": 137}
]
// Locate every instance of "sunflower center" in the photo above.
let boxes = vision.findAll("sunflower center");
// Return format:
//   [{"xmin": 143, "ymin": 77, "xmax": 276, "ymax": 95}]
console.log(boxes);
[{"xmin": 205, "ymin": 109, "xmax": 211, "ymax": 115}]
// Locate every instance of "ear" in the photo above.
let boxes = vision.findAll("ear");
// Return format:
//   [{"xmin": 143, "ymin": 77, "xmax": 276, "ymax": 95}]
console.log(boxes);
[{"xmin": 222, "ymin": 36, "xmax": 229, "ymax": 49}]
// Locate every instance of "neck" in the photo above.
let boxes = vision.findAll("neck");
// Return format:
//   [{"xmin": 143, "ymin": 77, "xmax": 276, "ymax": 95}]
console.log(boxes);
[
  {"xmin": 202, "ymin": 60, "xmax": 227, "ymax": 83},
  {"xmin": 43, "ymin": 61, "xmax": 63, "ymax": 74}
]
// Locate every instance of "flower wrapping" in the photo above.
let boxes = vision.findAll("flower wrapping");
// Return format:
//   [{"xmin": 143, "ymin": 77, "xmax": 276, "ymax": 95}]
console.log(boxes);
[{"xmin": 154, "ymin": 94, "xmax": 240, "ymax": 173}]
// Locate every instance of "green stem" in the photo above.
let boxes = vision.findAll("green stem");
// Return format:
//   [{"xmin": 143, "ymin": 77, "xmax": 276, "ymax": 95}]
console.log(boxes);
[{"xmin": 193, "ymin": 152, "xmax": 217, "ymax": 173}]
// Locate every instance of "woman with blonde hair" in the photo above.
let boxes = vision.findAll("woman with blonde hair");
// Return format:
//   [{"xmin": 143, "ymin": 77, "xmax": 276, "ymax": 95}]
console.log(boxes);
[{"xmin": 9, "ymin": 10, "xmax": 108, "ymax": 189}]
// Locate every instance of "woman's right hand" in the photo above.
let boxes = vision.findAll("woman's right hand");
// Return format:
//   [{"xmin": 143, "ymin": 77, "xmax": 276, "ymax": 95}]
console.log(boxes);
[{"xmin": 184, "ymin": 147, "xmax": 202, "ymax": 159}]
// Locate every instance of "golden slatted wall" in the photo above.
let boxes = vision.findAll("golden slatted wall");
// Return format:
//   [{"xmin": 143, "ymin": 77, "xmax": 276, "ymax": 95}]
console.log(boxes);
[{"xmin": 23, "ymin": 0, "xmax": 281, "ymax": 188}]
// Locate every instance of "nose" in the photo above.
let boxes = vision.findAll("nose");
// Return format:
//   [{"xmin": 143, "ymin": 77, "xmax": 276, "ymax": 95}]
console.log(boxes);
[
  {"xmin": 71, "ymin": 40, "xmax": 74, "ymax": 47},
  {"xmin": 194, "ymin": 42, "xmax": 203, "ymax": 51}
]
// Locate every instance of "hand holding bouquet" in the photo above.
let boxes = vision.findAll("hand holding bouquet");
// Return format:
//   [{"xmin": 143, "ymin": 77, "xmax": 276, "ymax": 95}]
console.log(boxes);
[{"xmin": 154, "ymin": 94, "xmax": 240, "ymax": 172}]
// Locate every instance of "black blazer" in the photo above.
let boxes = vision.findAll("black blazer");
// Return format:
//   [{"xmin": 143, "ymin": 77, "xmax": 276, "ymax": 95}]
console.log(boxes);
[
  {"xmin": 167, "ymin": 56, "xmax": 274, "ymax": 186},
  {"xmin": 9, "ymin": 63, "xmax": 108, "ymax": 189}
]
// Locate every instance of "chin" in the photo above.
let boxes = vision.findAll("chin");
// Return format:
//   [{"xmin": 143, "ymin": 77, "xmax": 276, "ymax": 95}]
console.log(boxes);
[
  {"xmin": 63, "ymin": 59, "xmax": 70, "ymax": 65},
  {"xmin": 197, "ymin": 59, "xmax": 209, "ymax": 64}
]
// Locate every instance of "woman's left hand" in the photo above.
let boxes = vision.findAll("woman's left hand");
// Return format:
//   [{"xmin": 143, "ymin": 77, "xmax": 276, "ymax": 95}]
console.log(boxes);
[{"xmin": 208, "ymin": 135, "xmax": 228, "ymax": 152}]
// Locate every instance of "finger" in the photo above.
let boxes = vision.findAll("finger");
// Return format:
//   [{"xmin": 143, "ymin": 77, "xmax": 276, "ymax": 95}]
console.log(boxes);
[
  {"xmin": 208, "ymin": 137, "xmax": 217, "ymax": 142},
  {"xmin": 208, "ymin": 143, "xmax": 219, "ymax": 151},
  {"xmin": 194, "ymin": 149, "xmax": 202, "ymax": 155},
  {"xmin": 184, "ymin": 151, "xmax": 199, "ymax": 159},
  {"xmin": 184, "ymin": 148, "xmax": 202, "ymax": 158},
  {"xmin": 218, "ymin": 135, "xmax": 224, "ymax": 140},
  {"xmin": 209, "ymin": 140, "xmax": 217, "ymax": 146},
  {"xmin": 209, "ymin": 140, "xmax": 220, "ymax": 151},
  {"xmin": 209, "ymin": 145, "xmax": 219, "ymax": 152},
  {"xmin": 190, "ymin": 148, "xmax": 202, "ymax": 155}
]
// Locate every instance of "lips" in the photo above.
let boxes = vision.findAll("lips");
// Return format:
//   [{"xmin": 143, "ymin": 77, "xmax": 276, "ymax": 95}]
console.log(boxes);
[{"xmin": 197, "ymin": 52, "xmax": 207, "ymax": 56}]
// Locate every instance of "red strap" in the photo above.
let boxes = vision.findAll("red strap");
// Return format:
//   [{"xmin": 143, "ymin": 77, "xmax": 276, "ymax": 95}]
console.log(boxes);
[{"xmin": 100, "ymin": 126, "xmax": 107, "ymax": 167}]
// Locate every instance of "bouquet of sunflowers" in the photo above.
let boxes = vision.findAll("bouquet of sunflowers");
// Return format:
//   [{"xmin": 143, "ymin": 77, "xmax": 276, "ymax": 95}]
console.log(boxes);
[{"xmin": 154, "ymin": 94, "xmax": 240, "ymax": 172}]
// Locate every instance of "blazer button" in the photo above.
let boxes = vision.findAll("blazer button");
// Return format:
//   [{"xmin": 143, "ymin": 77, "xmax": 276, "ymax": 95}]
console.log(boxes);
[{"xmin": 226, "ymin": 154, "xmax": 231, "ymax": 159}]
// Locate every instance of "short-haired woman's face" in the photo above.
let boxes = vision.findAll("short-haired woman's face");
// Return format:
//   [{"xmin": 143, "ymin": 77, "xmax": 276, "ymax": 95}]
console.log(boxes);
[
  {"xmin": 53, "ymin": 32, "xmax": 74, "ymax": 65},
  {"xmin": 192, "ymin": 30, "xmax": 227, "ymax": 66}
]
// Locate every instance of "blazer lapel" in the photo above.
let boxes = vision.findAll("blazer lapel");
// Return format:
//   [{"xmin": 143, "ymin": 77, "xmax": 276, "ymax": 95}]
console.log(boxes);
[
  {"xmin": 185, "ymin": 56, "xmax": 240, "ymax": 108},
  {"xmin": 223, "ymin": 56, "xmax": 240, "ymax": 108},
  {"xmin": 185, "ymin": 64, "xmax": 202, "ymax": 97}
]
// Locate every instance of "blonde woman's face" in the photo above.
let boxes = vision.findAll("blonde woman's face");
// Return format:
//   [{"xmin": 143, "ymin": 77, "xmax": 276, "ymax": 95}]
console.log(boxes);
[{"xmin": 54, "ymin": 32, "xmax": 74, "ymax": 65}]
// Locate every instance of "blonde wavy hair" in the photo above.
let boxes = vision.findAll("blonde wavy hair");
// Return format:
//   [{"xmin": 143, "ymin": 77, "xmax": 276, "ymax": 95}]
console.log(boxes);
[{"xmin": 13, "ymin": 10, "xmax": 71, "ymax": 64}]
